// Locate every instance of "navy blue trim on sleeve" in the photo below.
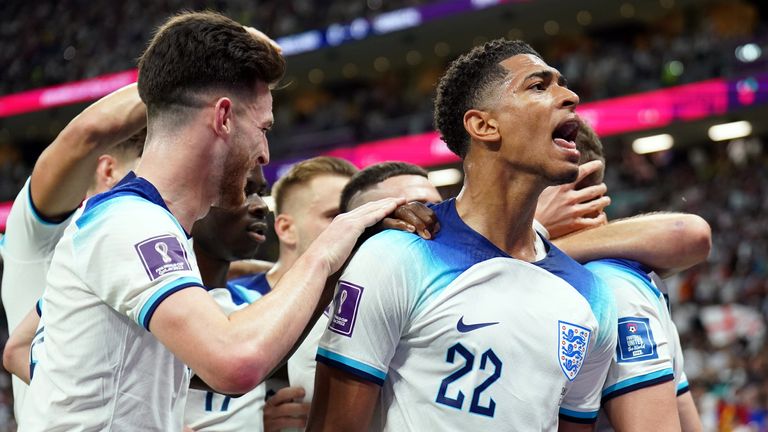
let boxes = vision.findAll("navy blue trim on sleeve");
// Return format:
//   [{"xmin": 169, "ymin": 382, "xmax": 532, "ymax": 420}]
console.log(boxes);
[
  {"xmin": 558, "ymin": 412, "xmax": 598, "ymax": 425},
  {"xmin": 315, "ymin": 354, "xmax": 385, "ymax": 386},
  {"xmin": 141, "ymin": 282, "xmax": 205, "ymax": 331},
  {"xmin": 27, "ymin": 179, "xmax": 78, "ymax": 225},
  {"xmin": 601, "ymin": 372, "xmax": 674, "ymax": 403},
  {"xmin": 676, "ymin": 384, "xmax": 690, "ymax": 396}
]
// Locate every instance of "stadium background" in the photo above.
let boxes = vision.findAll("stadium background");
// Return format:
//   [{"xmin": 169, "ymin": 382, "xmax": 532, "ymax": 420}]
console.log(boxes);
[{"xmin": 0, "ymin": 0, "xmax": 766, "ymax": 430}]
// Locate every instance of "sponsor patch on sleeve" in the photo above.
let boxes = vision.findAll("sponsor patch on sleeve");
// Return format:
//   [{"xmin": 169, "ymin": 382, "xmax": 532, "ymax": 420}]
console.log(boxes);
[
  {"xmin": 617, "ymin": 317, "xmax": 658, "ymax": 362},
  {"xmin": 135, "ymin": 234, "xmax": 191, "ymax": 281},
  {"xmin": 328, "ymin": 281, "xmax": 363, "ymax": 337}
]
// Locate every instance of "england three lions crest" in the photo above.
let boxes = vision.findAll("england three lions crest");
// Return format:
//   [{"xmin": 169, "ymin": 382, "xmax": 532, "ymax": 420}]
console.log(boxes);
[{"xmin": 558, "ymin": 321, "xmax": 591, "ymax": 381}]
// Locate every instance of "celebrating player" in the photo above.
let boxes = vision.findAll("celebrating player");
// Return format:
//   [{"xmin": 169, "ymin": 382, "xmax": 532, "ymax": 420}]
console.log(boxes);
[
  {"xmin": 548, "ymin": 122, "xmax": 707, "ymax": 432},
  {"xmin": 0, "ymin": 82, "xmax": 145, "ymax": 417},
  {"xmin": 19, "ymin": 12, "xmax": 404, "ymax": 431},
  {"xmin": 309, "ymin": 39, "xmax": 617, "ymax": 431}
]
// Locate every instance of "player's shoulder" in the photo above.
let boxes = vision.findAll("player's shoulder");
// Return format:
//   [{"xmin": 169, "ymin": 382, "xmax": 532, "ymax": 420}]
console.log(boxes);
[
  {"xmin": 76, "ymin": 173, "xmax": 182, "ymax": 233},
  {"xmin": 585, "ymin": 258, "xmax": 660, "ymax": 297}
]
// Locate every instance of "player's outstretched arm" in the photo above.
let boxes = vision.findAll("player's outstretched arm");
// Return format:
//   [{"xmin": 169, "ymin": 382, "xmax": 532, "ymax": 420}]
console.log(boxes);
[
  {"xmin": 30, "ymin": 83, "xmax": 145, "ymax": 220},
  {"xmin": 553, "ymin": 212, "xmax": 711, "ymax": 277},
  {"xmin": 2, "ymin": 307, "xmax": 40, "ymax": 384},
  {"xmin": 307, "ymin": 363, "xmax": 379, "ymax": 432},
  {"xmin": 150, "ymin": 198, "xmax": 405, "ymax": 395},
  {"xmin": 603, "ymin": 381, "xmax": 682, "ymax": 432}
]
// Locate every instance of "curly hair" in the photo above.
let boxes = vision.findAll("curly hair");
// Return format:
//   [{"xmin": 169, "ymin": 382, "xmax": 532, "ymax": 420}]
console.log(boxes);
[
  {"xmin": 434, "ymin": 39, "xmax": 541, "ymax": 158},
  {"xmin": 138, "ymin": 11, "xmax": 285, "ymax": 118}
]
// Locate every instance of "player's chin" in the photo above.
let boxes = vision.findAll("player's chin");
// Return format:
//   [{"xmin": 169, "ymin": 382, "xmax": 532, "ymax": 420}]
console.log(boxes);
[{"xmin": 547, "ymin": 163, "xmax": 580, "ymax": 186}]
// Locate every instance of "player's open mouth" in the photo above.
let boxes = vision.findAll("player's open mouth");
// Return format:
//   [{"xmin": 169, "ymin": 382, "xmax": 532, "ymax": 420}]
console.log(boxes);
[
  {"xmin": 552, "ymin": 119, "xmax": 581, "ymax": 161},
  {"xmin": 247, "ymin": 222, "xmax": 268, "ymax": 243}
]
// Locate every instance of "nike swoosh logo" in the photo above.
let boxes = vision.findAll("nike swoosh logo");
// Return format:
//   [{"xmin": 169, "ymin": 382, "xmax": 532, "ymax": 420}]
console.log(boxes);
[{"xmin": 457, "ymin": 316, "xmax": 499, "ymax": 333}]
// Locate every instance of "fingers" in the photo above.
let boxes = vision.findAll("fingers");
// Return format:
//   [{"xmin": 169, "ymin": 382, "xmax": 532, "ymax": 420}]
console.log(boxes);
[
  {"xmin": 343, "ymin": 197, "xmax": 406, "ymax": 229},
  {"xmin": 573, "ymin": 195, "xmax": 611, "ymax": 216},
  {"xmin": 266, "ymin": 386, "xmax": 306, "ymax": 406},
  {"xmin": 264, "ymin": 416, "xmax": 308, "ymax": 432},
  {"xmin": 575, "ymin": 212, "xmax": 608, "ymax": 230},
  {"xmin": 381, "ymin": 218, "xmax": 416, "ymax": 234},
  {"xmin": 571, "ymin": 183, "xmax": 608, "ymax": 203},
  {"xmin": 392, "ymin": 204, "xmax": 436, "ymax": 240},
  {"xmin": 265, "ymin": 401, "xmax": 311, "ymax": 418},
  {"xmin": 575, "ymin": 160, "xmax": 604, "ymax": 184}
]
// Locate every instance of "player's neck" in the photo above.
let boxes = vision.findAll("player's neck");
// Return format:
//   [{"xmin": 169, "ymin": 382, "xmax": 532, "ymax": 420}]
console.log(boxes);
[
  {"xmin": 135, "ymin": 138, "xmax": 214, "ymax": 232},
  {"xmin": 456, "ymin": 159, "xmax": 544, "ymax": 262}
]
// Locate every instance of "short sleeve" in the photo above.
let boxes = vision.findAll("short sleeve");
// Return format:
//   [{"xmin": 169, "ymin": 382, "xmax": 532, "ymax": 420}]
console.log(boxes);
[
  {"xmin": 586, "ymin": 260, "xmax": 675, "ymax": 402},
  {"xmin": 559, "ymin": 276, "xmax": 617, "ymax": 424},
  {"xmin": 316, "ymin": 232, "xmax": 416, "ymax": 386},
  {"xmin": 2, "ymin": 178, "xmax": 77, "ymax": 258},
  {"xmin": 73, "ymin": 197, "xmax": 204, "ymax": 330}
]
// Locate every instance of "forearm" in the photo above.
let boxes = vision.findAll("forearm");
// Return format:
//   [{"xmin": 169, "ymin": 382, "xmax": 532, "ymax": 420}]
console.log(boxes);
[
  {"xmin": 554, "ymin": 213, "xmax": 711, "ymax": 277},
  {"xmin": 2, "ymin": 309, "xmax": 39, "ymax": 384},
  {"xmin": 31, "ymin": 83, "xmax": 146, "ymax": 218},
  {"xmin": 228, "ymin": 250, "xmax": 332, "ymax": 385},
  {"xmin": 677, "ymin": 392, "xmax": 703, "ymax": 432}
]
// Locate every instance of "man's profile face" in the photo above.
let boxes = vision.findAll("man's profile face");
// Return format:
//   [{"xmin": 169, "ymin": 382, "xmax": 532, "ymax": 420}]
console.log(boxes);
[
  {"xmin": 485, "ymin": 54, "xmax": 581, "ymax": 186},
  {"xmin": 194, "ymin": 166, "xmax": 269, "ymax": 261},
  {"xmin": 348, "ymin": 174, "xmax": 441, "ymax": 211},
  {"xmin": 217, "ymin": 82, "xmax": 274, "ymax": 210}
]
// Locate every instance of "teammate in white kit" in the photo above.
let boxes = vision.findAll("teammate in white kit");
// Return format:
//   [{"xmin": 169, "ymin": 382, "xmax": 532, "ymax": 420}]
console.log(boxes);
[
  {"xmin": 309, "ymin": 39, "xmax": 617, "ymax": 431},
  {"xmin": 19, "ymin": 12, "xmax": 405, "ymax": 431},
  {"xmin": 549, "ymin": 122, "xmax": 707, "ymax": 431},
  {"xmin": 0, "ymin": 82, "xmax": 144, "ymax": 419}
]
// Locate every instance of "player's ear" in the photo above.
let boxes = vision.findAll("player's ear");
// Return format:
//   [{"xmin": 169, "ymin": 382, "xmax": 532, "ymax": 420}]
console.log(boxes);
[
  {"xmin": 94, "ymin": 155, "xmax": 117, "ymax": 191},
  {"xmin": 212, "ymin": 97, "xmax": 233, "ymax": 138},
  {"xmin": 274, "ymin": 214, "xmax": 297, "ymax": 246},
  {"xmin": 464, "ymin": 109, "xmax": 500, "ymax": 145}
]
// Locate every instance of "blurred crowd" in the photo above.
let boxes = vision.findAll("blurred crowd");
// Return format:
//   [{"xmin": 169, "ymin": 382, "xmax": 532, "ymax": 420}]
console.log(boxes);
[
  {"xmin": 2, "ymin": 1, "xmax": 766, "ymax": 160},
  {"xmin": 606, "ymin": 137, "xmax": 768, "ymax": 431},
  {"xmin": 0, "ymin": 0, "xmax": 426, "ymax": 96},
  {"xmin": 0, "ymin": 0, "xmax": 766, "ymax": 430}
]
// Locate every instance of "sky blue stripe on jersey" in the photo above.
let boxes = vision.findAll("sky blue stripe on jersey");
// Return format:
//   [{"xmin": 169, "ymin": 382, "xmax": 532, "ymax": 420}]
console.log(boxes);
[
  {"xmin": 677, "ymin": 379, "xmax": 689, "ymax": 391},
  {"xmin": 138, "ymin": 276, "xmax": 204, "ymax": 330},
  {"xmin": 585, "ymin": 259, "xmax": 661, "ymax": 299},
  {"xmin": 602, "ymin": 368, "xmax": 675, "ymax": 398},
  {"xmin": 558, "ymin": 407, "xmax": 599, "ymax": 419},
  {"xmin": 316, "ymin": 347, "xmax": 387, "ymax": 382}
]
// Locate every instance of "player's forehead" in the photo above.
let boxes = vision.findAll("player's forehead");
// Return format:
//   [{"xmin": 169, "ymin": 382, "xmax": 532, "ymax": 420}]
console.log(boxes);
[{"xmin": 499, "ymin": 54, "xmax": 563, "ymax": 86}]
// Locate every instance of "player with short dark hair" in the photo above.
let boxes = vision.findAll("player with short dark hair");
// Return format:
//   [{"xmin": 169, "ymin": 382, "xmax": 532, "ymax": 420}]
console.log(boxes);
[
  {"xmin": 339, "ymin": 161, "xmax": 441, "ymax": 213},
  {"xmin": 310, "ymin": 39, "xmax": 616, "ymax": 431},
  {"xmin": 21, "ymin": 12, "xmax": 403, "ymax": 431}
]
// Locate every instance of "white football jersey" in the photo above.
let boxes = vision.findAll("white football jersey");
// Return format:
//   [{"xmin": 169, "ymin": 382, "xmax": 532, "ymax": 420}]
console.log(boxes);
[
  {"xmin": 184, "ymin": 274, "xmax": 272, "ymax": 432},
  {"xmin": 20, "ymin": 174, "xmax": 202, "ymax": 431},
  {"xmin": 0, "ymin": 178, "xmax": 78, "ymax": 416},
  {"xmin": 288, "ymin": 309, "xmax": 329, "ymax": 403},
  {"xmin": 317, "ymin": 199, "xmax": 617, "ymax": 431},
  {"xmin": 585, "ymin": 260, "xmax": 686, "ymax": 401}
]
